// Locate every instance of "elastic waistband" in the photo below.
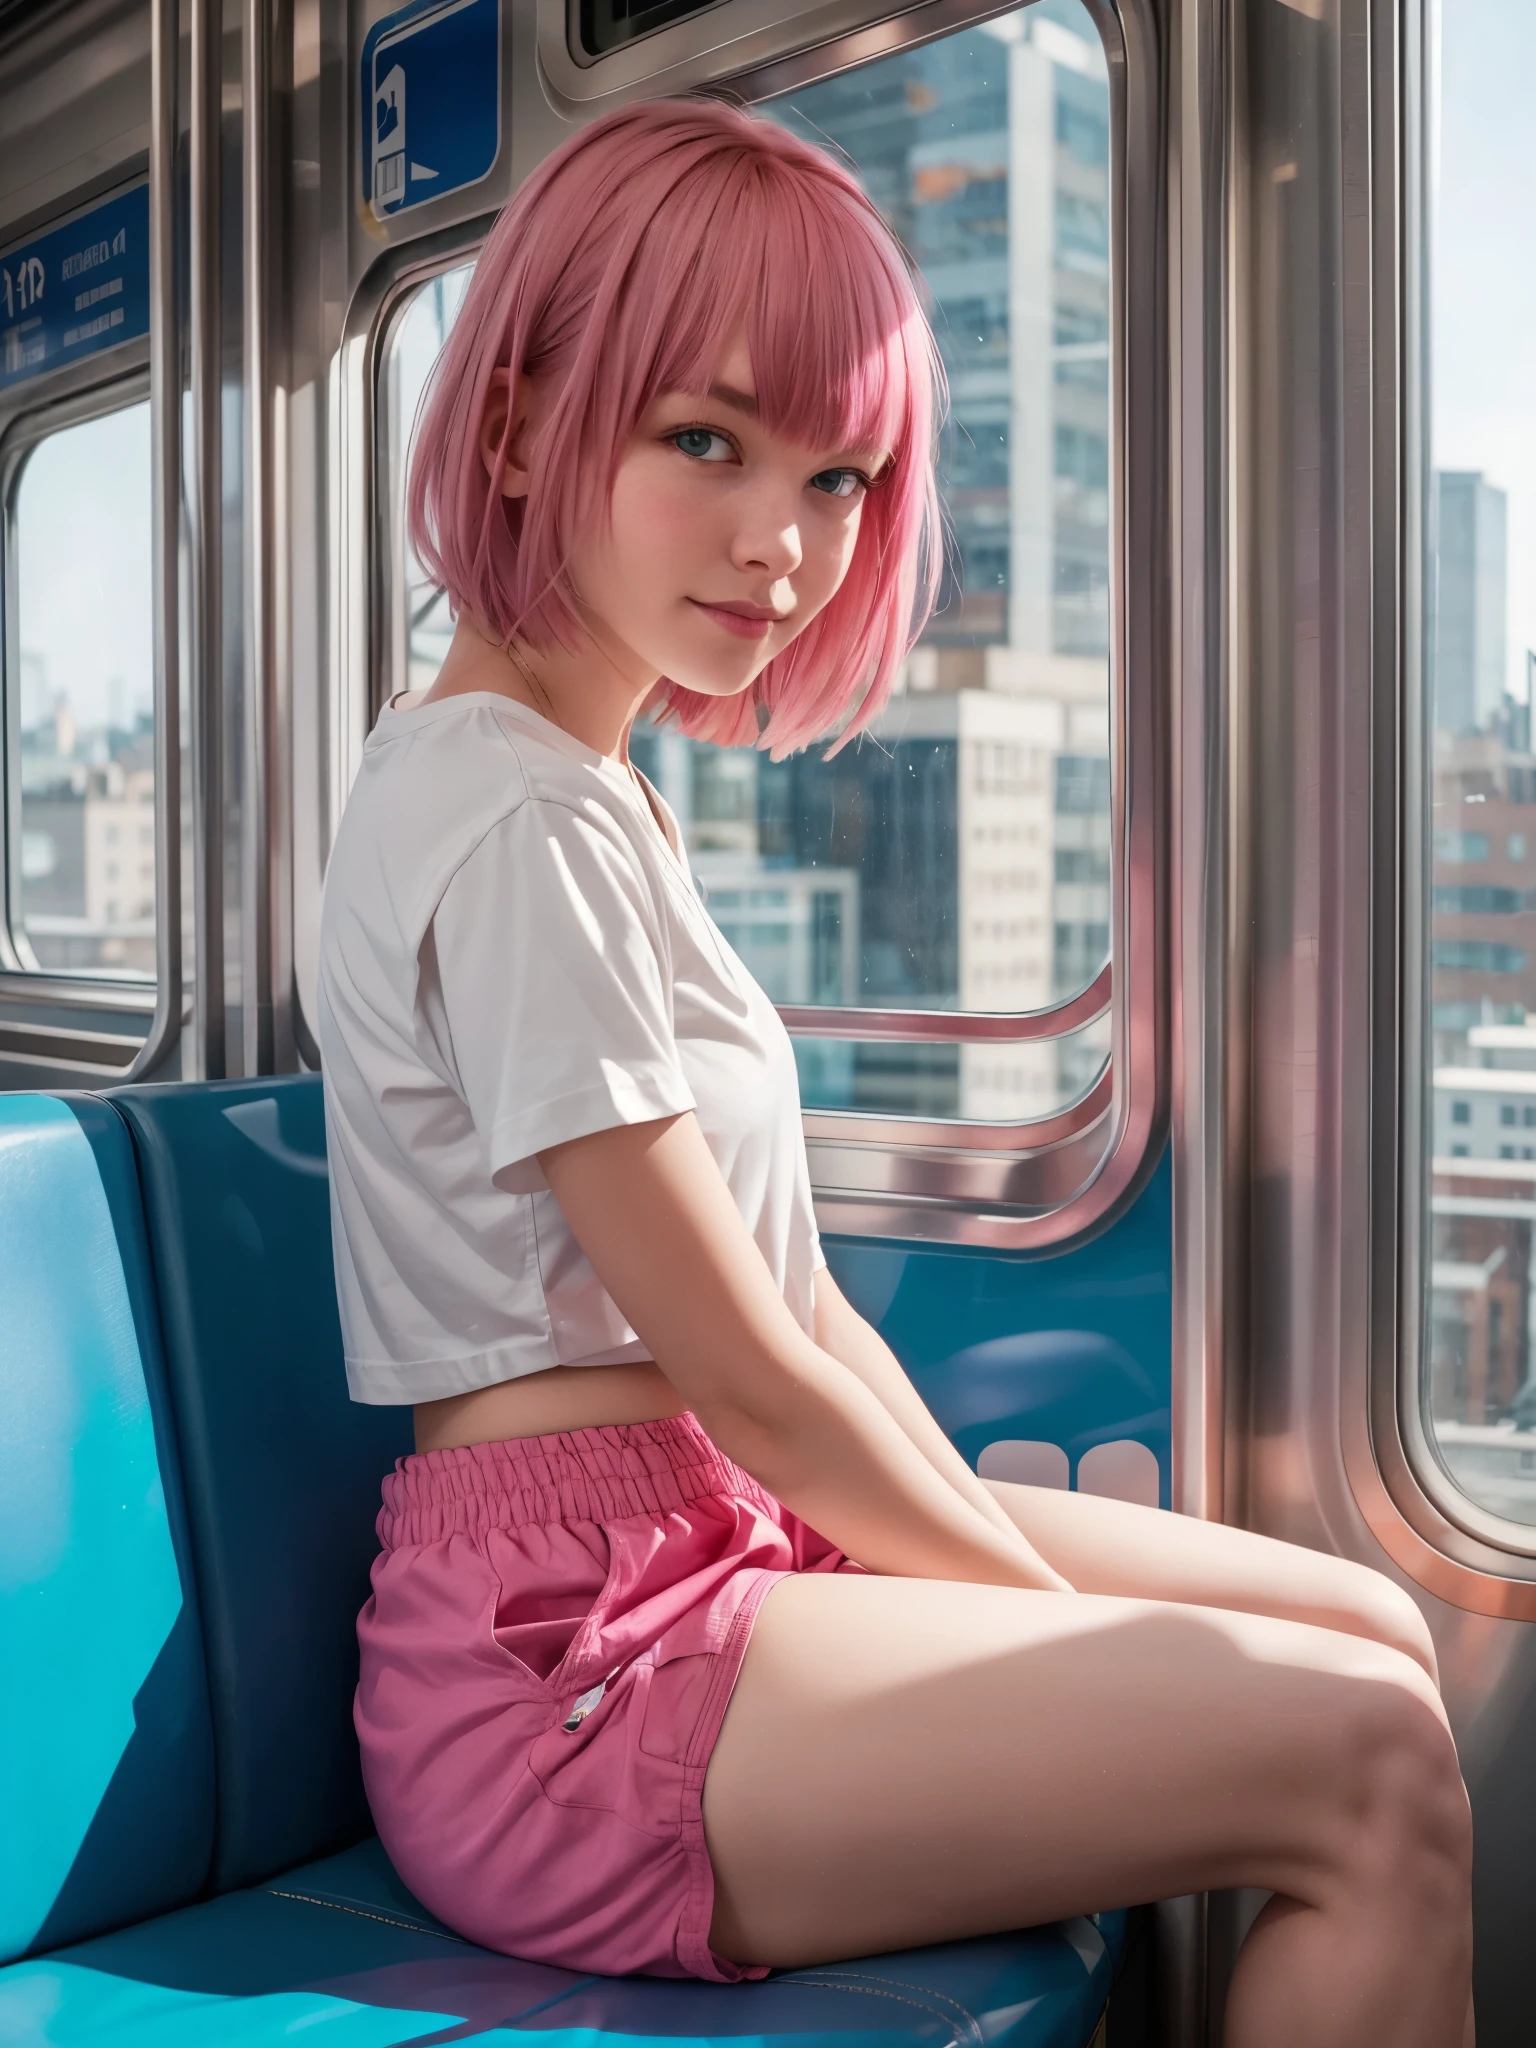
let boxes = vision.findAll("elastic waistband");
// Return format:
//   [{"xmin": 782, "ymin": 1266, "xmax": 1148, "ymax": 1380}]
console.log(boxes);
[{"xmin": 377, "ymin": 1412, "xmax": 771, "ymax": 1549}]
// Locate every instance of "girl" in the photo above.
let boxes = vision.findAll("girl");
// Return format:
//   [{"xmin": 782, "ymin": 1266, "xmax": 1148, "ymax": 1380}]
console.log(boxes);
[{"xmin": 317, "ymin": 97, "xmax": 1472, "ymax": 2047}]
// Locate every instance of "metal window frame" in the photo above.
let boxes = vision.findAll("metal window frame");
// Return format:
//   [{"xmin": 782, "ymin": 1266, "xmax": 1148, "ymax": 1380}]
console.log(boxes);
[
  {"xmin": 544, "ymin": 0, "xmax": 1047, "ymax": 105},
  {"xmin": 0, "ymin": 367, "xmax": 158, "ymax": 983},
  {"xmin": 1358, "ymin": 0, "xmax": 1536, "ymax": 1591},
  {"xmin": 0, "ymin": 0, "xmax": 222, "ymax": 1080},
  {"xmin": 350, "ymin": 0, "xmax": 1167, "ymax": 1250}
]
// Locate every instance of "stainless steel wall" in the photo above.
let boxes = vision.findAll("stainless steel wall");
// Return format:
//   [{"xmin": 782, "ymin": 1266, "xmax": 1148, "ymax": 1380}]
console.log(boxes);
[{"xmin": 1184, "ymin": 0, "xmax": 1536, "ymax": 2039}]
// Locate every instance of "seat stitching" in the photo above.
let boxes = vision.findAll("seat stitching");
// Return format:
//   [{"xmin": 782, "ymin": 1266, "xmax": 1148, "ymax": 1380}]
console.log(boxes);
[
  {"xmin": 779, "ymin": 1975, "xmax": 974, "ymax": 2045},
  {"xmin": 797, "ymin": 1970, "xmax": 984, "ymax": 2040},
  {"xmin": 264, "ymin": 1891, "xmax": 1008, "ymax": 2046},
  {"xmin": 265, "ymin": 1889, "xmax": 477, "ymax": 1947}
]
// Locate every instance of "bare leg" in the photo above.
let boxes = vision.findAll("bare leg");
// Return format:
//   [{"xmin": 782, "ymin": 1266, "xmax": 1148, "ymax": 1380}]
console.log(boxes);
[
  {"xmin": 984, "ymin": 1482, "xmax": 1469, "ymax": 2037},
  {"xmin": 983, "ymin": 1478, "xmax": 1440, "ymax": 1680},
  {"xmin": 703, "ymin": 1574, "xmax": 1472, "ymax": 2048}
]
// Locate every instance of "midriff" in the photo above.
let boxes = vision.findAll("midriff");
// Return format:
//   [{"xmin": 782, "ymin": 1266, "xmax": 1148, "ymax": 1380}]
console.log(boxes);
[{"xmin": 413, "ymin": 1358, "xmax": 687, "ymax": 1454}]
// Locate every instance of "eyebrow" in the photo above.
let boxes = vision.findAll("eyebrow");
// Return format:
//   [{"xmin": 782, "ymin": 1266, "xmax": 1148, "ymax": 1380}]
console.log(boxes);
[{"xmin": 704, "ymin": 381, "xmax": 759, "ymax": 418}]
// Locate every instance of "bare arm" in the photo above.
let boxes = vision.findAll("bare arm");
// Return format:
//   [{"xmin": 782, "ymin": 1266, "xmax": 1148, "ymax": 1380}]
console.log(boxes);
[
  {"xmin": 811, "ymin": 1266, "xmax": 1030, "ymax": 1550},
  {"xmin": 537, "ymin": 1113, "xmax": 1070, "ymax": 1592}
]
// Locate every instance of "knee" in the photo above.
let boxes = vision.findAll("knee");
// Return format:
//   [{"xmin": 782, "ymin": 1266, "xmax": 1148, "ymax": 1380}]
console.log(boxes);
[{"xmin": 1331, "ymin": 1658, "xmax": 1472, "ymax": 1904}]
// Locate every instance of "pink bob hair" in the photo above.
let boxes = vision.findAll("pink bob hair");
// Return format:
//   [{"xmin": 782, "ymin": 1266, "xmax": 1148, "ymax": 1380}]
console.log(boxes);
[{"xmin": 406, "ymin": 96, "xmax": 943, "ymax": 757}]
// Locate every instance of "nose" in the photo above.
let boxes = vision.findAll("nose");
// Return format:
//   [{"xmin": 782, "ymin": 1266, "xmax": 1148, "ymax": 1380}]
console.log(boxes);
[{"xmin": 729, "ymin": 478, "xmax": 802, "ymax": 583}]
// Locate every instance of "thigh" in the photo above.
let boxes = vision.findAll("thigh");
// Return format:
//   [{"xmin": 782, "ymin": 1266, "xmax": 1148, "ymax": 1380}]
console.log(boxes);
[
  {"xmin": 702, "ymin": 1570, "xmax": 1445, "ymax": 1968},
  {"xmin": 983, "ymin": 1479, "xmax": 1437, "ymax": 1676}
]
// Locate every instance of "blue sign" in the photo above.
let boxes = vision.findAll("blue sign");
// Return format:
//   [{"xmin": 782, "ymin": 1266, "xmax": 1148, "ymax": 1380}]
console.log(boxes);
[
  {"xmin": 0, "ymin": 183, "xmax": 150, "ymax": 396},
  {"xmin": 361, "ymin": 0, "xmax": 501, "ymax": 222}
]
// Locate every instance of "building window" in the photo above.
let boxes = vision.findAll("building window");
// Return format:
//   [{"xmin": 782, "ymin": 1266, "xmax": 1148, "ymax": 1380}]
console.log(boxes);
[
  {"xmin": 1451, "ymin": 1101, "xmax": 1471, "ymax": 1124},
  {"xmin": 1502, "ymin": 1104, "xmax": 1518, "ymax": 1126},
  {"xmin": 1432, "ymin": 940, "xmax": 1527, "ymax": 975},
  {"xmin": 1433, "ymin": 884, "xmax": 1526, "ymax": 914},
  {"xmin": 379, "ymin": 0, "xmax": 1116, "ymax": 1129},
  {"xmin": 6, "ymin": 401, "xmax": 156, "ymax": 980},
  {"xmin": 1433, "ymin": 829, "xmax": 1490, "ymax": 863}
]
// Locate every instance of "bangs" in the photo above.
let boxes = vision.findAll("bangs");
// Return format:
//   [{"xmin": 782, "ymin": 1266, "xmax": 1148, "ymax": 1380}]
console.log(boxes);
[{"xmin": 628, "ymin": 155, "xmax": 917, "ymax": 469}]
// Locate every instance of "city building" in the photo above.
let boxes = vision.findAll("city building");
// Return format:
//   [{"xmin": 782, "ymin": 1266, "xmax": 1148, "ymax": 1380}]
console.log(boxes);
[
  {"xmin": 635, "ymin": 660, "xmax": 1108, "ymax": 1121},
  {"xmin": 1430, "ymin": 728, "xmax": 1536, "ymax": 1044},
  {"xmin": 1434, "ymin": 470, "xmax": 1508, "ymax": 735},
  {"xmin": 1434, "ymin": 1021, "xmax": 1536, "ymax": 1160},
  {"xmin": 17, "ymin": 695, "xmax": 156, "ymax": 975}
]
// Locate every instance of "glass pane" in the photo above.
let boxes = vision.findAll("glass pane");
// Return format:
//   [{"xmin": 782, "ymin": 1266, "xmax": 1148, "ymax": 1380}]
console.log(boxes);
[
  {"xmin": 381, "ymin": 0, "xmax": 1113, "ymax": 1120},
  {"xmin": 384, "ymin": 264, "xmax": 474, "ymax": 694},
  {"xmin": 1422, "ymin": 1, "xmax": 1536, "ymax": 1521},
  {"xmin": 12, "ymin": 402, "xmax": 155, "ymax": 978}
]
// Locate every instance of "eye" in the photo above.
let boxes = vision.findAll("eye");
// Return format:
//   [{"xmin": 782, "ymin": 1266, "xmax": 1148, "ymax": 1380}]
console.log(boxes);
[
  {"xmin": 672, "ymin": 426, "xmax": 735, "ymax": 463},
  {"xmin": 810, "ymin": 467, "xmax": 867, "ymax": 500}
]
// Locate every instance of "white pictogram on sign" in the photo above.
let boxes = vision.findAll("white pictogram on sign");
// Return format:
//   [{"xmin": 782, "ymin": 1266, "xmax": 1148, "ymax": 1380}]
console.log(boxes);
[{"xmin": 373, "ymin": 65, "xmax": 406, "ymax": 222}]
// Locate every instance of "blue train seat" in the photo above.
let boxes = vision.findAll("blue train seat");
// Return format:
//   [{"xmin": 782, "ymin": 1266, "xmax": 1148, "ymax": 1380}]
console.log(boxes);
[
  {"xmin": 0, "ymin": 1078, "xmax": 1131, "ymax": 2046},
  {"xmin": 0, "ymin": 1094, "xmax": 214, "ymax": 1962},
  {"xmin": 104, "ymin": 1077, "xmax": 413, "ymax": 1892}
]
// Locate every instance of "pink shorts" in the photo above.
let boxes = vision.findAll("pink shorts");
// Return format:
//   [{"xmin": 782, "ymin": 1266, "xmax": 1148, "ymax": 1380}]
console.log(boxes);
[{"xmin": 355, "ymin": 1413, "xmax": 858, "ymax": 1982}]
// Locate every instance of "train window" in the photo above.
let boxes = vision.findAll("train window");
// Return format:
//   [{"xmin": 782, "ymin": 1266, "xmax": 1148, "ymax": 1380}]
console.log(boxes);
[
  {"xmin": 379, "ymin": 0, "xmax": 1113, "ymax": 1127},
  {"xmin": 381, "ymin": 263, "xmax": 475, "ymax": 697},
  {"xmin": 1418, "ymin": 1, "xmax": 1536, "ymax": 1528},
  {"xmin": 4, "ymin": 399, "xmax": 155, "ymax": 979}
]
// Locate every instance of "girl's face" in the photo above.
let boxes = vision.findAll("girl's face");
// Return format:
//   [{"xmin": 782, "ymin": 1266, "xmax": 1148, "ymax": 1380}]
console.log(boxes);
[{"xmin": 564, "ymin": 333, "xmax": 888, "ymax": 698}]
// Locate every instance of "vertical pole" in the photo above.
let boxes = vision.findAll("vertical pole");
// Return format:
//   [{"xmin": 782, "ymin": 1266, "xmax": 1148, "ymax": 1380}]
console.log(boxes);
[
  {"xmin": 189, "ymin": 0, "xmax": 225, "ymax": 1078},
  {"xmin": 1169, "ymin": 0, "xmax": 1238, "ymax": 2034},
  {"xmin": 126, "ymin": 0, "xmax": 185, "ymax": 1080},
  {"xmin": 241, "ymin": 0, "xmax": 274, "ymax": 1074}
]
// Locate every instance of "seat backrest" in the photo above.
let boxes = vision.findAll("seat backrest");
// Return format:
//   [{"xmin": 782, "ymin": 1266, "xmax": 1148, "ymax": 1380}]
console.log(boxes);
[
  {"xmin": 0, "ymin": 1094, "xmax": 214, "ymax": 1962},
  {"xmin": 107, "ymin": 1076, "xmax": 413, "ymax": 1894}
]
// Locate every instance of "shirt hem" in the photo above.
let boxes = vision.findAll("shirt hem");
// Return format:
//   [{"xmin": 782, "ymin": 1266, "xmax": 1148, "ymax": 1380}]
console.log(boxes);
[{"xmin": 345, "ymin": 1346, "xmax": 573, "ymax": 1406}]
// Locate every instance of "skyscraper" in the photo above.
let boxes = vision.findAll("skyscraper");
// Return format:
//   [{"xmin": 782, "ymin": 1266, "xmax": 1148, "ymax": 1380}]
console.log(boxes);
[{"xmin": 1435, "ymin": 471, "xmax": 1509, "ymax": 735}]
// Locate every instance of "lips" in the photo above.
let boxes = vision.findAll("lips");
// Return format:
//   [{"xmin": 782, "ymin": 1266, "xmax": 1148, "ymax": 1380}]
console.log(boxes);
[{"xmin": 687, "ymin": 598, "xmax": 786, "ymax": 642}]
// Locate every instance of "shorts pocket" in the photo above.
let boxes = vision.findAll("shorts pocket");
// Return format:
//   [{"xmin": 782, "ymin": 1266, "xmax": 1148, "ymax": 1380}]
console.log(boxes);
[
  {"xmin": 529, "ymin": 1659, "xmax": 678, "ymax": 1839},
  {"xmin": 489, "ymin": 1523, "xmax": 614, "ymax": 1685},
  {"xmin": 638, "ymin": 1650, "xmax": 717, "ymax": 1766}
]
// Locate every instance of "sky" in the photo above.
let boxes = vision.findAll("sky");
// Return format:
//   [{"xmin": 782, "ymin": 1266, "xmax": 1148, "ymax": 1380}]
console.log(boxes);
[
  {"xmin": 16, "ymin": 399, "xmax": 151, "ymax": 731},
  {"xmin": 1432, "ymin": 0, "xmax": 1536, "ymax": 701},
  {"xmin": 11, "ymin": 0, "xmax": 1535, "ymax": 727}
]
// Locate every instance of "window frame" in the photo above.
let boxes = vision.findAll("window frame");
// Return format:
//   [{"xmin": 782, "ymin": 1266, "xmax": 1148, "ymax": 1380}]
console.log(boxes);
[
  {"xmin": 1390, "ymin": 0, "xmax": 1536, "ymax": 1571},
  {"xmin": 348, "ymin": 0, "xmax": 1167, "ymax": 1251},
  {"xmin": 0, "ymin": 365, "xmax": 161, "ymax": 1009}
]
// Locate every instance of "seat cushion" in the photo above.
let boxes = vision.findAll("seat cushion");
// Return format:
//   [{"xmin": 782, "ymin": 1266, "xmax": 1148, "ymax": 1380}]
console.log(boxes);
[
  {"xmin": 0, "ymin": 1094, "xmax": 213, "ymax": 1963},
  {"xmin": 0, "ymin": 1837, "xmax": 1126, "ymax": 2048},
  {"xmin": 106, "ymin": 1078, "xmax": 413, "ymax": 1893}
]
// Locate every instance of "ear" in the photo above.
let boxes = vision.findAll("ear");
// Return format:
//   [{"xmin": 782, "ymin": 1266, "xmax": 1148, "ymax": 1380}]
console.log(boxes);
[{"xmin": 479, "ymin": 367, "xmax": 539, "ymax": 501}]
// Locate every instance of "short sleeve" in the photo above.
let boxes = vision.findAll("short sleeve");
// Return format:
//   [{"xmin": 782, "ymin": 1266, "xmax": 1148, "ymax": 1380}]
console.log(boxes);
[{"xmin": 431, "ymin": 798, "xmax": 696, "ymax": 1193}]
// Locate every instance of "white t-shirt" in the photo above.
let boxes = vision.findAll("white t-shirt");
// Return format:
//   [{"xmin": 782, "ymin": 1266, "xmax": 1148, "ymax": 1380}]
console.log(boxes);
[{"xmin": 316, "ymin": 690, "xmax": 824, "ymax": 1405}]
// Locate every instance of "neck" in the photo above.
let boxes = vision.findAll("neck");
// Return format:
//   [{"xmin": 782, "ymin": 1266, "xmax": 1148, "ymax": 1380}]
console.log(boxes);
[{"xmin": 424, "ymin": 612, "xmax": 659, "ymax": 763}]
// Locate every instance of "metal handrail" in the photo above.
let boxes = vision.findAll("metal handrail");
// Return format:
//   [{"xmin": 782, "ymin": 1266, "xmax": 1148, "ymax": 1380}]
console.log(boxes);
[
  {"xmin": 241, "ymin": 0, "xmax": 274, "ymax": 1073},
  {"xmin": 124, "ymin": 0, "xmax": 184, "ymax": 1081},
  {"xmin": 189, "ymin": 0, "xmax": 225, "ymax": 1078},
  {"xmin": 777, "ymin": 958, "xmax": 1111, "ymax": 1044}
]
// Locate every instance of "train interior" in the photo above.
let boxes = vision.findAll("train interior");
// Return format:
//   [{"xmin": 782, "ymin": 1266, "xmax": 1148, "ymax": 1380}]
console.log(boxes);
[{"xmin": 0, "ymin": 0, "xmax": 1533, "ymax": 2042}]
